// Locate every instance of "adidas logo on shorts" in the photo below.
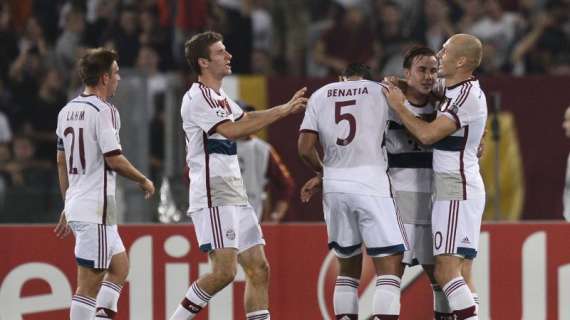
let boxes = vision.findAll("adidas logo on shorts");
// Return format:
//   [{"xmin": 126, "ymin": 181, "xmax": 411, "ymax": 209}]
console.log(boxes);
[{"xmin": 461, "ymin": 236, "xmax": 471, "ymax": 244}]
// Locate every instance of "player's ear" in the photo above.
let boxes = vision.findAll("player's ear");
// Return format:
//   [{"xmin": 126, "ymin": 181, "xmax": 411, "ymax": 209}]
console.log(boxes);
[{"xmin": 198, "ymin": 57, "xmax": 209, "ymax": 70}]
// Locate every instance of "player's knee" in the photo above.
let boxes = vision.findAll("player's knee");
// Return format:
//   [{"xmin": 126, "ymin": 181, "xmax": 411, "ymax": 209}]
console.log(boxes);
[
  {"xmin": 212, "ymin": 264, "xmax": 238, "ymax": 286},
  {"xmin": 246, "ymin": 259, "xmax": 270, "ymax": 285}
]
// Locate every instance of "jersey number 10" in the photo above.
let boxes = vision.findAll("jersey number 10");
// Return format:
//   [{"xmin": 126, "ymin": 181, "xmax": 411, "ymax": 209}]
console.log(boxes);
[{"xmin": 63, "ymin": 127, "xmax": 86, "ymax": 175}]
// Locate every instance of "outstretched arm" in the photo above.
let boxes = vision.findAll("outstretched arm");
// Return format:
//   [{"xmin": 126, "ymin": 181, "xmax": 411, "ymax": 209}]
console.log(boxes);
[{"xmin": 216, "ymin": 88, "xmax": 307, "ymax": 140}]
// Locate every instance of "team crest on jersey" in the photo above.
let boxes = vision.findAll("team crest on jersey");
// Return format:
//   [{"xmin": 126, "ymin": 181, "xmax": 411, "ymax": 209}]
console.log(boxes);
[
  {"xmin": 216, "ymin": 108, "xmax": 228, "ymax": 118},
  {"xmin": 225, "ymin": 228, "xmax": 236, "ymax": 240},
  {"xmin": 449, "ymin": 103, "xmax": 459, "ymax": 114}
]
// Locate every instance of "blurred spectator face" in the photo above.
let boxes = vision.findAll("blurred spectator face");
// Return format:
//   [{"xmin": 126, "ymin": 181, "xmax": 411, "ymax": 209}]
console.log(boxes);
[
  {"xmin": 139, "ymin": 10, "xmax": 155, "ymax": 33},
  {"xmin": 424, "ymin": 0, "xmax": 449, "ymax": 21},
  {"xmin": 25, "ymin": 17, "xmax": 43, "ymax": 41},
  {"xmin": 0, "ymin": 3, "xmax": 11, "ymax": 30},
  {"xmin": 344, "ymin": 7, "xmax": 365, "ymax": 28},
  {"xmin": 43, "ymin": 69, "xmax": 63, "ymax": 92},
  {"xmin": 485, "ymin": 0, "xmax": 504, "ymax": 20},
  {"xmin": 405, "ymin": 55, "xmax": 438, "ymax": 95},
  {"xmin": 381, "ymin": 4, "xmax": 401, "ymax": 27},
  {"xmin": 136, "ymin": 46, "xmax": 159, "ymax": 72},
  {"xmin": 12, "ymin": 137, "xmax": 34, "ymax": 161},
  {"xmin": 120, "ymin": 10, "xmax": 138, "ymax": 35},
  {"xmin": 67, "ymin": 11, "xmax": 85, "ymax": 33},
  {"xmin": 251, "ymin": 49, "xmax": 272, "ymax": 75},
  {"xmin": 563, "ymin": 106, "xmax": 570, "ymax": 138},
  {"xmin": 463, "ymin": 0, "xmax": 482, "ymax": 16},
  {"xmin": 0, "ymin": 144, "xmax": 10, "ymax": 162}
]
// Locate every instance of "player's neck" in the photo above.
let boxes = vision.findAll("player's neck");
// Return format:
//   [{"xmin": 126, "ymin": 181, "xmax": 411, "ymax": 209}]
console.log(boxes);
[
  {"xmin": 83, "ymin": 86, "xmax": 109, "ymax": 102},
  {"xmin": 445, "ymin": 72, "xmax": 474, "ymax": 88},
  {"xmin": 405, "ymin": 87, "xmax": 428, "ymax": 107},
  {"xmin": 198, "ymin": 74, "xmax": 222, "ymax": 94}
]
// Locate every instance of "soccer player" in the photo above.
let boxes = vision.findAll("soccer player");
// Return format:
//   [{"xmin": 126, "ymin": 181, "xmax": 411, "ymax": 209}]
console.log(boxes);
[
  {"xmin": 54, "ymin": 48, "xmax": 156, "ymax": 320},
  {"xmin": 299, "ymin": 63, "xmax": 408, "ymax": 320},
  {"xmin": 383, "ymin": 46, "xmax": 456, "ymax": 319},
  {"xmin": 169, "ymin": 31, "xmax": 306, "ymax": 320},
  {"xmin": 384, "ymin": 34, "xmax": 487, "ymax": 320},
  {"xmin": 236, "ymin": 105, "xmax": 295, "ymax": 223}
]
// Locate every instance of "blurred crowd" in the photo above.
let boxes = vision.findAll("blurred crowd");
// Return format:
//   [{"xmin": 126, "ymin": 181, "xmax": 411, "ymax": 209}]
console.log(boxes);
[{"xmin": 0, "ymin": 0, "xmax": 569, "ymax": 219}]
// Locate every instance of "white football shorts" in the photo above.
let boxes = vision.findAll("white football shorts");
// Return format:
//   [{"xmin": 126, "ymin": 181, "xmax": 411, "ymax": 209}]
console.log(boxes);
[
  {"xmin": 191, "ymin": 205, "xmax": 265, "ymax": 253},
  {"xmin": 323, "ymin": 193, "xmax": 408, "ymax": 258},
  {"xmin": 431, "ymin": 199, "xmax": 485, "ymax": 259},
  {"xmin": 402, "ymin": 224, "xmax": 434, "ymax": 266},
  {"xmin": 69, "ymin": 222, "xmax": 125, "ymax": 269}
]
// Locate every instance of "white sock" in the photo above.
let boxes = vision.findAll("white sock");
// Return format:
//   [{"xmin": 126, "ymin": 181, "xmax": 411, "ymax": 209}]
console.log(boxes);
[
  {"xmin": 333, "ymin": 276, "xmax": 359, "ymax": 319},
  {"xmin": 432, "ymin": 284, "xmax": 453, "ymax": 319},
  {"xmin": 95, "ymin": 281, "xmax": 122, "ymax": 319},
  {"xmin": 71, "ymin": 295, "xmax": 96, "ymax": 320},
  {"xmin": 246, "ymin": 309, "xmax": 270, "ymax": 320},
  {"xmin": 372, "ymin": 275, "xmax": 401, "ymax": 318},
  {"xmin": 443, "ymin": 277, "xmax": 477, "ymax": 320},
  {"xmin": 169, "ymin": 281, "xmax": 212, "ymax": 320}
]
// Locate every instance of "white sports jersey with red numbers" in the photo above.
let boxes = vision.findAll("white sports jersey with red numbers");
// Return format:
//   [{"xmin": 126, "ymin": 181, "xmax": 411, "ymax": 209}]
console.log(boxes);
[
  {"xmin": 56, "ymin": 94, "xmax": 122, "ymax": 225},
  {"xmin": 182, "ymin": 82, "xmax": 247, "ymax": 212},
  {"xmin": 300, "ymin": 80, "xmax": 391, "ymax": 197},
  {"xmin": 433, "ymin": 77, "xmax": 487, "ymax": 200}
]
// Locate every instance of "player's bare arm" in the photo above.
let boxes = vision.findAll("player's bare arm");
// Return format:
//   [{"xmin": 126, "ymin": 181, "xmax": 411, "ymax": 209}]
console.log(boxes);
[
  {"xmin": 384, "ymin": 85, "xmax": 456, "ymax": 145},
  {"xmin": 105, "ymin": 154, "xmax": 155, "ymax": 199},
  {"xmin": 216, "ymin": 87, "xmax": 307, "ymax": 140},
  {"xmin": 54, "ymin": 150, "xmax": 71, "ymax": 239},
  {"xmin": 298, "ymin": 131, "xmax": 324, "ymax": 203},
  {"xmin": 300, "ymin": 176, "xmax": 322, "ymax": 203}
]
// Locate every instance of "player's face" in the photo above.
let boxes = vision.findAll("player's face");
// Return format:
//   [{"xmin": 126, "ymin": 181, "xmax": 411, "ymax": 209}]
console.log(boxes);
[
  {"xmin": 106, "ymin": 61, "xmax": 120, "ymax": 97},
  {"xmin": 563, "ymin": 107, "xmax": 570, "ymax": 138},
  {"xmin": 436, "ymin": 40, "xmax": 457, "ymax": 78},
  {"xmin": 205, "ymin": 41, "xmax": 232, "ymax": 77},
  {"xmin": 405, "ymin": 55, "xmax": 437, "ymax": 95}
]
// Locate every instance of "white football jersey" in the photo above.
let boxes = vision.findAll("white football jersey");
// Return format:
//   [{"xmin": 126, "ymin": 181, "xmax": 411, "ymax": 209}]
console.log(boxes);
[
  {"xmin": 182, "ymin": 82, "xmax": 248, "ymax": 212},
  {"xmin": 433, "ymin": 77, "xmax": 487, "ymax": 200},
  {"xmin": 386, "ymin": 100, "xmax": 436, "ymax": 193},
  {"xmin": 56, "ymin": 94, "xmax": 122, "ymax": 225},
  {"xmin": 300, "ymin": 80, "xmax": 391, "ymax": 197}
]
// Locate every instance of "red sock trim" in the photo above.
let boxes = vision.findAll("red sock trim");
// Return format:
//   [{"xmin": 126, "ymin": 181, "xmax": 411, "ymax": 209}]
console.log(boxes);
[
  {"xmin": 95, "ymin": 307, "xmax": 116, "ymax": 318},
  {"xmin": 372, "ymin": 315, "xmax": 399, "ymax": 320},
  {"xmin": 454, "ymin": 305, "xmax": 477, "ymax": 319},
  {"xmin": 181, "ymin": 297, "xmax": 203, "ymax": 314},
  {"xmin": 435, "ymin": 311, "xmax": 454, "ymax": 320},
  {"xmin": 335, "ymin": 314, "xmax": 358, "ymax": 320}
]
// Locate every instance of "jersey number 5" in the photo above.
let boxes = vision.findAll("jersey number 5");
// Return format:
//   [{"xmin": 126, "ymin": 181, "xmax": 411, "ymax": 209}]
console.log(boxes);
[
  {"xmin": 335, "ymin": 100, "xmax": 357, "ymax": 146},
  {"xmin": 64, "ymin": 127, "xmax": 86, "ymax": 174}
]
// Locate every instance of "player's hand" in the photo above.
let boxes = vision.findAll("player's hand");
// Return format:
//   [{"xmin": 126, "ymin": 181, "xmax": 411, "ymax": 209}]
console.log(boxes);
[
  {"xmin": 300, "ymin": 175, "xmax": 322, "ymax": 203},
  {"xmin": 284, "ymin": 87, "xmax": 308, "ymax": 115},
  {"xmin": 140, "ymin": 178, "xmax": 155, "ymax": 199},
  {"xmin": 54, "ymin": 211, "xmax": 71, "ymax": 239},
  {"xmin": 383, "ymin": 84, "xmax": 406, "ymax": 110},
  {"xmin": 477, "ymin": 128, "xmax": 488, "ymax": 158}
]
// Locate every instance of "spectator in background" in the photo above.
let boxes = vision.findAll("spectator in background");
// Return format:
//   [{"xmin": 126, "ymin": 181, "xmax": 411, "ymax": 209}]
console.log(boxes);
[
  {"xmin": 21, "ymin": 68, "xmax": 67, "ymax": 162},
  {"xmin": 374, "ymin": 1, "xmax": 409, "ymax": 76},
  {"xmin": 511, "ymin": 1, "xmax": 570, "ymax": 75},
  {"xmin": 0, "ymin": 3, "xmax": 20, "ymax": 82},
  {"xmin": 314, "ymin": 3, "xmax": 376, "ymax": 76},
  {"xmin": 139, "ymin": 8, "xmax": 172, "ymax": 70},
  {"xmin": 218, "ymin": 0, "xmax": 254, "ymax": 73},
  {"xmin": 136, "ymin": 45, "xmax": 168, "ymax": 119},
  {"xmin": 468, "ymin": 0, "xmax": 524, "ymax": 73},
  {"xmin": 236, "ymin": 103, "xmax": 295, "ymax": 223},
  {"xmin": 107, "ymin": 6, "xmax": 140, "ymax": 67},
  {"xmin": 84, "ymin": 0, "xmax": 116, "ymax": 47},
  {"xmin": 413, "ymin": 0, "xmax": 456, "ymax": 52},
  {"xmin": 455, "ymin": 0, "xmax": 483, "ymax": 33},
  {"xmin": 8, "ymin": 45, "xmax": 45, "ymax": 125},
  {"xmin": 250, "ymin": 0, "xmax": 273, "ymax": 75},
  {"xmin": 55, "ymin": 8, "xmax": 86, "ymax": 76},
  {"xmin": 562, "ymin": 106, "xmax": 570, "ymax": 222}
]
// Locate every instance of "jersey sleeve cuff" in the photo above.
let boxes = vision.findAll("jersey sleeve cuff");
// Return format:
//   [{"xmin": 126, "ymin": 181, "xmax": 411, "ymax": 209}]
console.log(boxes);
[
  {"xmin": 104, "ymin": 149, "xmax": 123, "ymax": 157},
  {"xmin": 234, "ymin": 112, "xmax": 245, "ymax": 121},
  {"xmin": 208, "ymin": 119, "xmax": 231, "ymax": 135},
  {"xmin": 299, "ymin": 129, "xmax": 318, "ymax": 134},
  {"xmin": 443, "ymin": 111, "xmax": 461, "ymax": 129}
]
